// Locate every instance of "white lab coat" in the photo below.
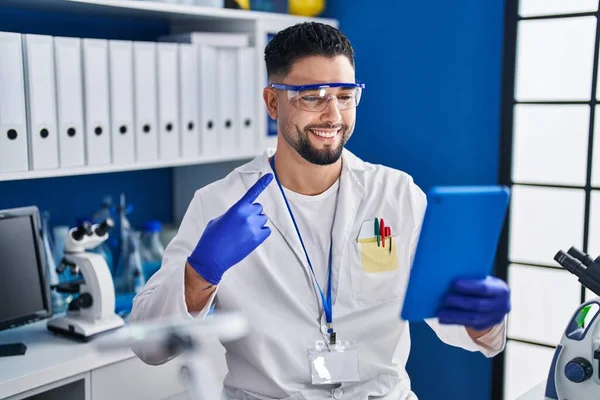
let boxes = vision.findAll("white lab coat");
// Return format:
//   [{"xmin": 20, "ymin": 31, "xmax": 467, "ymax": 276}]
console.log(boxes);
[{"xmin": 130, "ymin": 148, "xmax": 506, "ymax": 400}]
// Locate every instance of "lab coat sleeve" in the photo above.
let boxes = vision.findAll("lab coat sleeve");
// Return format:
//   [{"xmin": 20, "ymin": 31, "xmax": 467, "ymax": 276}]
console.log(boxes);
[
  {"xmin": 424, "ymin": 317, "xmax": 507, "ymax": 357},
  {"xmin": 129, "ymin": 190, "xmax": 217, "ymax": 365},
  {"xmin": 407, "ymin": 181, "xmax": 507, "ymax": 358}
]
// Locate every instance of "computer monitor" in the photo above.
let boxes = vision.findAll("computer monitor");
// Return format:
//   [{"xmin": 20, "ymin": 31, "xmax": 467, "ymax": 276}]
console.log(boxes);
[{"xmin": 0, "ymin": 206, "xmax": 52, "ymax": 334}]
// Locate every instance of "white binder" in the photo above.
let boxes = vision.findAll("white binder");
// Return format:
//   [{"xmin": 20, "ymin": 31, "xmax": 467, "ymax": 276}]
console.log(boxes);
[
  {"xmin": 198, "ymin": 45, "xmax": 219, "ymax": 156},
  {"xmin": 159, "ymin": 32, "xmax": 249, "ymax": 48},
  {"xmin": 237, "ymin": 47, "xmax": 257, "ymax": 156},
  {"xmin": 108, "ymin": 40, "xmax": 135, "ymax": 165},
  {"xmin": 0, "ymin": 32, "xmax": 29, "ymax": 173},
  {"xmin": 133, "ymin": 41, "xmax": 159, "ymax": 162},
  {"xmin": 23, "ymin": 34, "xmax": 59, "ymax": 170},
  {"xmin": 82, "ymin": 38, "xmax": 111, "ymax": 165},
  {"xmin": 217, "ymin": 47, "xmax": 238, "ymax": 155},
  {"xmin": 178, "ymin": 43, "xmax": 200, "ymax": 158},
  {"xmin": 157, "ymin": 42, "xmax": 180, "ymax": 160},
  {"xmin": 54, "ymin": 36, "xmax": 85, "ymax": 168}
]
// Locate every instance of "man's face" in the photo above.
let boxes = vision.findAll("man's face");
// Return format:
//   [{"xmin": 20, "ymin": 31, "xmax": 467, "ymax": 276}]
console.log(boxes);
[{"xmin": 271, "ymin": 56, "xmax": 357, "ymax": 165}]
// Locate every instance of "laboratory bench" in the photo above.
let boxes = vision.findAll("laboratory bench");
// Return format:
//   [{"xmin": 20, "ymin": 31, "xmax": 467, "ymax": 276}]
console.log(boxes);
[{"xmin": 0, "ymin": 318, "xmax": 227, "ymax": 400}]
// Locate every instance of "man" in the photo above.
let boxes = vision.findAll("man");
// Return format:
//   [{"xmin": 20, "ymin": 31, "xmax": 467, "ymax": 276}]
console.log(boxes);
[{"xmin": 130, "ymin": 22, "xmax": 510, "ymax": 400}]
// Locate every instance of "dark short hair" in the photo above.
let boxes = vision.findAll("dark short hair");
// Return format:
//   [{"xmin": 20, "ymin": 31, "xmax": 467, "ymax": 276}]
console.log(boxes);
[{"xmin": 264, "ymin": 22, "xmax": 355, "ymax": 81}]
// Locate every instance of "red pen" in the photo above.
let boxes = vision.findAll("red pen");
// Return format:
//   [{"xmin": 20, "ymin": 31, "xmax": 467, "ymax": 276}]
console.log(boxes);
[{"xmin": 380, "ymin": 218, "xmax": 385, "ymax": 247}]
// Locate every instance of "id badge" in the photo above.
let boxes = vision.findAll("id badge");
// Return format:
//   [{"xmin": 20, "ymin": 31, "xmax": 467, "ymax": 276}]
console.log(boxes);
[{"xmin": 308, "ymin": 339, "xmax": 360, "ymax": 385}]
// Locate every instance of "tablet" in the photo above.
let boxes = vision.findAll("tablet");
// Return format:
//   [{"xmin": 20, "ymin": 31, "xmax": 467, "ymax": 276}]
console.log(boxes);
[{"xmin": 400, "ymin": 185, "xmax": 510, "ymax": 321}]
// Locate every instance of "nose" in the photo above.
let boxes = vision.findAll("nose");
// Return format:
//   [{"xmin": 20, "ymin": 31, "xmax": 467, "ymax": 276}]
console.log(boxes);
[{"xmin": 320, "ymin": 96, "xmax": 342, "ymax": 125}]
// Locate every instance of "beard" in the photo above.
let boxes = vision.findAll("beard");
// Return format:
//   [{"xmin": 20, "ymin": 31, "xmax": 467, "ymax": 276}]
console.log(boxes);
[{"xmin": 281, "ymin": 121, "xmax": 354, "ymax": 166}]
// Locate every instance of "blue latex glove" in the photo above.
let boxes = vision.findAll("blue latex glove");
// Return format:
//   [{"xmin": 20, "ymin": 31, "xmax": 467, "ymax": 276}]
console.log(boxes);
[
  {"xmin": 187, "ymin": 173, "xmax": 274, "ymax": 285},
  {"xmin": 436, "ymin": 276, "xmax": 511, "ymax": 332}
]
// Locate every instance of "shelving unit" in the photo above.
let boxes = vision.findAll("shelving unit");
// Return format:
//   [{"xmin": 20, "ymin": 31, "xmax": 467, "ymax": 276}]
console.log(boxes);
[{"xmin": 0, "ymin": 0, "xmax": 337, "ymax": 183}]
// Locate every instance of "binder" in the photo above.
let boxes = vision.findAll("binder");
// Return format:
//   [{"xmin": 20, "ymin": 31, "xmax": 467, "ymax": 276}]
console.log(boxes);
[
  {"xmin": 133, "ymin": 41, "xmax": 159, "ymax": 162},
  {"xmin": 82, "ymin": 38, "xmax": 111, "ymax": 165},
  {"xmin": 108, "ymin": 40, "xmax": 135, "ymax": 165},
  {"xmin": 198, "ymin": 45, "xmax": 219, "ymax": 156},
  {"xmin": 0, "ymin": 32, "xmax": 29, "ymax": 173},
  {"xmin": 217, "ymin": 47, "xmax": 238, "ymax": 155},
  {"xmin": 53, "ymin": 36, "xmax": 85, "ymax": 168},
  {"xmin": 237, "ymin": 47, "xmax": 257, "ymax": 155},
  {"xmin": 157, "ymin": 42, "xmax": 180, "ymax": 160},
  {"xmin": 178, "ymin": 43, "xmax": 200, "ymax": 158},
  {"xmin": 23, "ymin": 34, "xmax": 59, "ymax": 170},
  {"xmin": 159, "ymin": 32, "xmax": 249, "ymax": 48}
]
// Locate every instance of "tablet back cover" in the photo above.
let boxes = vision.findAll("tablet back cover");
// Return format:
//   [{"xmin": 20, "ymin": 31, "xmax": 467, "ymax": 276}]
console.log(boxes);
[{"xmin": 401, "ymin": 186, "xmax": 510, "ymax": 321}]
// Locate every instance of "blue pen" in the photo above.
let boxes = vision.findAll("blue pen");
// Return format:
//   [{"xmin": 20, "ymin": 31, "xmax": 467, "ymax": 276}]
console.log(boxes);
[{"xmin": 374, "ymin": 218, "xmax": 380, "ymax": 246}]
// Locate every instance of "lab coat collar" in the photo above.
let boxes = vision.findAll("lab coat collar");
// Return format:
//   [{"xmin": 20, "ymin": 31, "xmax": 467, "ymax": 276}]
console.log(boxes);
[{"xmin": 237, "ymin": 148, "xmax": 366, "ymax": 305}]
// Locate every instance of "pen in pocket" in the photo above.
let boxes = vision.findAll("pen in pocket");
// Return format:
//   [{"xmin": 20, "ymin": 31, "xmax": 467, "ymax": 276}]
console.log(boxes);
[{"xmin": 386, "ymin": 227, "xmax": 392, "ymax": 255}]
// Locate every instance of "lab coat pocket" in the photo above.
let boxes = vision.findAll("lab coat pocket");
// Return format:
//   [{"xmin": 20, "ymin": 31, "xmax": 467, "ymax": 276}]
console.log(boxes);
[{"xmin": 350, "ymin": 236, "xmax": 407, "ymax": 306}]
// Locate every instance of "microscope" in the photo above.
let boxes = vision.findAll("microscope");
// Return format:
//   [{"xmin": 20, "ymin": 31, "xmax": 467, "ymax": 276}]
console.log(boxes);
[
  {"xmin": 544, "ymin": 247, "xmax": 600, "ymax": 399},
  {"xmin": 47, "ymin": 218, "xmax": 124, "ymax": 341},
  {"xmin": 93, "ymin": 312, "xmax": 249, "ymax": 400}
]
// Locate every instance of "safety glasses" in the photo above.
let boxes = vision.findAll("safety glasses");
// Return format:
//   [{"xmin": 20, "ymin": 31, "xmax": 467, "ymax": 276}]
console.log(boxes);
[{"xmin": 270, "ymin": 82, "xmax": 365, "ymax": 112}]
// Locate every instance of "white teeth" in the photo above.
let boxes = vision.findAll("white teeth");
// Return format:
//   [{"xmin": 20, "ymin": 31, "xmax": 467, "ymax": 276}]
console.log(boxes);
[{"xmin": 311, "ymin": 129, "xmax": 338, "ymax": 138}]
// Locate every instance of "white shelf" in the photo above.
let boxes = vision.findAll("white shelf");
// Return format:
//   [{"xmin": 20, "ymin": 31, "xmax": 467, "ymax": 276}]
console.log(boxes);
[
  {"xmin": 0, "ymin": 152, "xmax": 257, "ymax": 182},
  {"xmin": 4, "ymin": 0, "xmax": 337, "ymax": 25}
]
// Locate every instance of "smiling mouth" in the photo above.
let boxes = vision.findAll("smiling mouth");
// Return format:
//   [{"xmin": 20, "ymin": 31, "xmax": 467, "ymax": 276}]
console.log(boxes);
[{"xmin": 309, "ymin": 128, "xmax": 341, "ymax": 139}]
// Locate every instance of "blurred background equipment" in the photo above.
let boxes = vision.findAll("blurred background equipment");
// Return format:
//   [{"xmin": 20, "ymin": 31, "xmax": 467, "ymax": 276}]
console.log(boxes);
[
  {"xmin": 94, "ymin": 311, "xmax": 248, "ymax": 400},
  {"xmin": 232, "ymin": 0, "xmax": 249, "ymax": 9},
  {"xmin": 248, "ymin": 0, "xmax": 287, "ymax": 13},
  {"xmin": 114, "ymin": 193, "xmax": 145, "ymax": 295},
  {"xmin": 41, "ymin": 210, "xmax": 68, "ymax": 313},
  {"xmin": 140, "ymin": 220, "xmax": 165, "ymax": 279},
  {"xmin": 288, "ymin": 0, "xmax": 324, "ymax": 16}
]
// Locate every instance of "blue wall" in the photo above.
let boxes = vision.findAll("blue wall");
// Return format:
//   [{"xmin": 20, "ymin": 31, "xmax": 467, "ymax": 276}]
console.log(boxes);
[
  {"xmin": 323, "ymin": 1, "xmax": 505, "ymax": 399},
  {"xmin": 0, "ymin": 6, "xmax": 174, "ymax": 229},
  {"xmin": 0, "ymin": 170, "xmax": 173, "ymax": 228}
]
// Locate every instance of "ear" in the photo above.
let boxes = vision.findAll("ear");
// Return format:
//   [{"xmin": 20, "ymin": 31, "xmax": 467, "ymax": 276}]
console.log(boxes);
[{"xmin": 263, "ymin": 87, "xmax": 278, "ymax": 120}]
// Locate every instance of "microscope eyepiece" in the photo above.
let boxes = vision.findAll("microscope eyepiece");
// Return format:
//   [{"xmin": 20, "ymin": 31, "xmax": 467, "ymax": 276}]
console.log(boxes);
[
  {"xmin": 94, "ymin": 218, "xmax": 114, "ymax": 237},
  {"xmin": 72, "ymin": 221, "xmax": 93, "ymax": 241},
  {"xmin": 556, "ymin": 247, "xmax": 600, "ymax": 297},
  {"xmin": 567, "ymin": 247, "xmax": 594, "ymax": 267},
  {"xmin": 555, "ymin": 250, "xmax": 587, "ymax": 278}
]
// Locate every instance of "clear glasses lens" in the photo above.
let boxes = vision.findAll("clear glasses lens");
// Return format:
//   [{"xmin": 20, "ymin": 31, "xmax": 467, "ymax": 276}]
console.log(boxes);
[{"xmin": 288, "ymin": 86, "xmax": 362, "ymax": 112}]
